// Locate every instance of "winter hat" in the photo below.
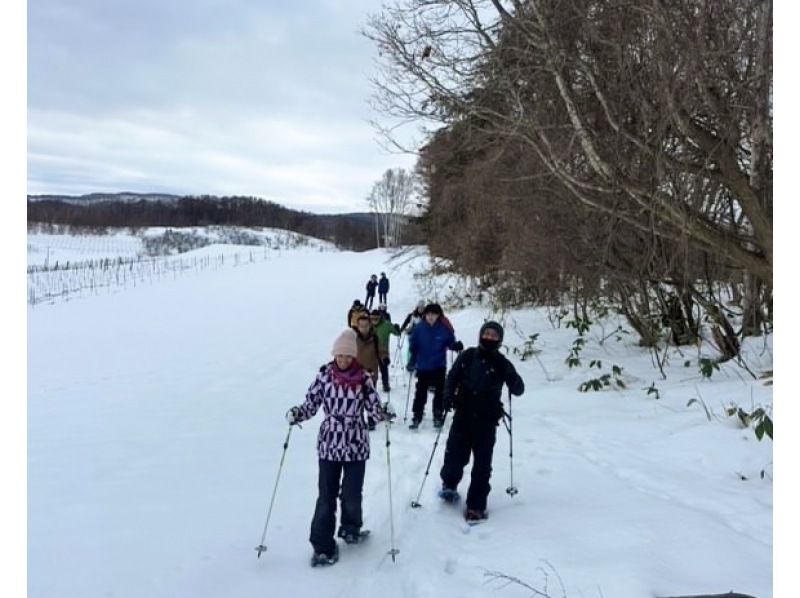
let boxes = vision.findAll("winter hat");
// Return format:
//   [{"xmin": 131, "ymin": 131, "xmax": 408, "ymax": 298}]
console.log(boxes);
[
  {"xmin": 479, "ymin": 321, "xmax": 504, "ymax": 342},
  {"xmin": 423, "ymin": 303, "xmax": 443, "ymax": 316},
  {"xmin": 331, "ymin": 329, "xmax": 358, "ymax": 357},
  {"xmin": 416, "ymin": 300, "xmax": 426, "ymax": 309}
]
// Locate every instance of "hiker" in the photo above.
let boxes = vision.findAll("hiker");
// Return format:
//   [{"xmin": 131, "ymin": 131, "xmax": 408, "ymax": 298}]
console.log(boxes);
[
  {"xmin": 372, "ymin": 309, "xmax": 401, "ymax": 392},
  {"xmin": 365, "ymin": 275, "xmax": 378, "ymax": 310},
  {"xmin": 438, "ymin": 321, "xmax": 525, "ymax": 523},
  {"xmin": 399, "ymin": 300, "xmax": 426, "ymax": 335},
  {"xmin": 355, "ymin": 313, "xmax": 382, "ymax": 430},
  {"xmin": 285, "ymin": 328, "xmax": 394, "ymax": 566},
  {"xmin": 377, "ymin": 302, "xmax": 392, "ymax": 324},
  {"xmin": 347, "ymin": 299, "xmax": 368, "ymax": 329},
  {"xmin": 378, "ymin": 272, "xmax": 390, "ymax": 305},
  {"xmin": 406, "ymin": 303, "xmax": 463, "ymax": 429}
]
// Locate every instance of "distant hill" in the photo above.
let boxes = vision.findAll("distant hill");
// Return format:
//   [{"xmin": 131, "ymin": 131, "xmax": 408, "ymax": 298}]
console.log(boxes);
[
  {"xmin": 26, "ymin": 193, "xmax": 421, "ymax": 251},
  {"xmin": 28, "ymin": 192, "xmax": 182, "ymax": 204}
]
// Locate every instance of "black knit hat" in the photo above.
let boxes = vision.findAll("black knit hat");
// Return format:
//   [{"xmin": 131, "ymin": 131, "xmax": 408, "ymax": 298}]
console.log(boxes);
[
  {"xmin": 479, "ymin": 321, "xmax": 504, "ymax": 342},
  {"xmin": 423, "ymin": 303, "xmax": 443, "ymax": 316}
]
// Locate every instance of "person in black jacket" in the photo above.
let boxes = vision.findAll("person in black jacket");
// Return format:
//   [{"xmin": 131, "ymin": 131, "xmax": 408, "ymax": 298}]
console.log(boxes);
[
  {"xmin": 378, "ymin": 272, "xmax": 390, "ymax": 305},
  {"xmin": 438, "ymin": 321, "xmax": 525, "ymax": 523},
  {"xmin": 399, "ymin": 300, "xmax": 426, "ymax": 334},
  {"xmin": 365, "ymin": 275, "xmax": 378, "ymax": 310}
]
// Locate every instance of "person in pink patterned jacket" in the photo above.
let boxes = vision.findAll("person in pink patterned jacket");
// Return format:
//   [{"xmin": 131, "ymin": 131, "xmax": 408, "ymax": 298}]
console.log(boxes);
[{"xmin": 286, "ymin": 328, "xmax": 393, "ymax": 565}]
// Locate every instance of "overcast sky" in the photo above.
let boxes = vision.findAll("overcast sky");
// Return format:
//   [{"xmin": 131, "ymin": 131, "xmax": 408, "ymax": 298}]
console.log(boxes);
[{"xmin": 27, "ymin": 0, "xmax": 420, "ymax": 213}]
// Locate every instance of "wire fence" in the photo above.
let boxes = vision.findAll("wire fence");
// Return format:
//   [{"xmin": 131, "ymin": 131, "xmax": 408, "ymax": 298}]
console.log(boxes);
[{"xmin": 27, "ymin": 248, "xmax": 273, "ymax": 307}]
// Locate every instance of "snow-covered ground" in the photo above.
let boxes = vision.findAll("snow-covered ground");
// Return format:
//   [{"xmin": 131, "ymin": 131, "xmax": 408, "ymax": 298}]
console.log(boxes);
[{"xmin": 27, "ymin": 235, "xmax": 773, "ymax": 598}]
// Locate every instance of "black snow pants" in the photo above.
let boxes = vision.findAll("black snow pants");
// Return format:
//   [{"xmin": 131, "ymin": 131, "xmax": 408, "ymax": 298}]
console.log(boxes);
[
  {"xmin": 412, "ymin": 367, "xmax": 446, "ymax": 421},
  {"xmin": 309, "ymin": 459, "xmax": 366, "ymax": 554},
  {"xmin": 439, "ymin": 414, "xmax": 498, "ymax": 511}
]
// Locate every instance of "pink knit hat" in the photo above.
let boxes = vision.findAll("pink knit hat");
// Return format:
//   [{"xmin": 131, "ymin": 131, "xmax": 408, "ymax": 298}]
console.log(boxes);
[{"xmin": 331, "ymin": 329, "xmax": 358, "ymax": 357}]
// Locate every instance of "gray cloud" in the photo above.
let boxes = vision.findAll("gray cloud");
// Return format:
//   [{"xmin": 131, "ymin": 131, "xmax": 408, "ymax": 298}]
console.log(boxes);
[{"xmin": 28, "ymin": 0, "xmax": 418, "ymax": 212}]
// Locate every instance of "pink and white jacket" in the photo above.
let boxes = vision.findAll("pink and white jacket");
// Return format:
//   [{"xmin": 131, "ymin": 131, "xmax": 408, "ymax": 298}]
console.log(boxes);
[{"xmin": 294, "ymin": 360, "xmax": 385, "ymax": 461}]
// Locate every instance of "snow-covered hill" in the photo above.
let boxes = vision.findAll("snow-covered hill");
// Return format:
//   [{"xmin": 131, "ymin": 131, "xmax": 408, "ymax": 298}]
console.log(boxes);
[{"xmin": 27, "ymin": 239, "xmax": 773, "ymax": 598}]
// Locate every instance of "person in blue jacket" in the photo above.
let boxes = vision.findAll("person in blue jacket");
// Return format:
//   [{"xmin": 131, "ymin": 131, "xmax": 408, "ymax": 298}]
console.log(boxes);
[{"xmin": 406, "ymin": 303, "xmax": 463, "ymax": 429}]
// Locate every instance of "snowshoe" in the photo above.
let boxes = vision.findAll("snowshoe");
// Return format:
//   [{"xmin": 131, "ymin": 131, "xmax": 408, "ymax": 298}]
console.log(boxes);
[
  {"xmin": 338, "ymin": 528, "xmax": 371, "ymax": 545},
  {"xmin": 310, "ymin": 545, "xmax": 339, "ymax": 567},
  {"xmin": 438, "ymin": 487, "xmax": 460, "ymax": 504},
  {"xmin": 464, "ymin": 509, "xmax": 488, "ymax": 525}
]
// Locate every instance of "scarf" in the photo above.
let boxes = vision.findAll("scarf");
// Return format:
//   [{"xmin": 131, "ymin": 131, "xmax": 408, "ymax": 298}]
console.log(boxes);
[{"xmin": 330, "ymin": 359, "xmax": 364, "ymax": 390}]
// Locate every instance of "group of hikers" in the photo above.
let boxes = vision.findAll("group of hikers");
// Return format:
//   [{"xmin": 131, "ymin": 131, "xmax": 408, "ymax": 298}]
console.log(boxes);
[
  {"xmin": 363, "ymin": 272, "xmax": 390, "ymax": 310},
  {"xmin": 284, "ymin": 285, "xmax": 526, "ymax": 566}
]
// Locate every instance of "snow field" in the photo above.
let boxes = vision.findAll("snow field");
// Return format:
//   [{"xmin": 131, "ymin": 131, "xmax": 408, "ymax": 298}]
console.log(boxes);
[{"xmin": 27, "ymin": 238, "xmax": 772, "ymax": 598}]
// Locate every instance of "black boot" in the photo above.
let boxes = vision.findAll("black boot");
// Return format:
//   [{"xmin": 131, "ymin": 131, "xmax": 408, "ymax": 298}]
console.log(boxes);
[{"xmin": 310, "ymin": 544, "xmax": 339, "ymax": 567}]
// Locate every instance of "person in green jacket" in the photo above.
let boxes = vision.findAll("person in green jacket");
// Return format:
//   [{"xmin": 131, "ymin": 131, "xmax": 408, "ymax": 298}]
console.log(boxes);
[{"xmin": 370, "ymin": 309, "xmax": 400, "ymax": 392}]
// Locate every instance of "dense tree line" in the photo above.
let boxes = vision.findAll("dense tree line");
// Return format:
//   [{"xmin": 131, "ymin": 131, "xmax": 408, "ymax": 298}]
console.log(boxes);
[
  {"xmin": 27, "ymin": 195, "xmax": 385, "ymax": 251},
  {"xmin": 365, "ymin": 0, "xmax": 772, "ymax": 356}
]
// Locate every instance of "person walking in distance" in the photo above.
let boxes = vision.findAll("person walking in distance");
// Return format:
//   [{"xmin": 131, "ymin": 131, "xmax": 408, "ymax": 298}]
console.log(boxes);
[
  {"xmin": 378, "ymin": 272, "xmax": 390, "ymax": 305},
  {"xmin": 365, "ymin": 275, "xmax": 378, "ymax": 310},
  {"xmin": 406, "ymin": 303, "xmax": 463, "ymax": 429},
  {"xmin": 285, "ymin": 329, "xmax": 393, "ymax": 566},
  {"xmin": 437, "ymin": 321, "xmax": 525, "ymax": 523}
]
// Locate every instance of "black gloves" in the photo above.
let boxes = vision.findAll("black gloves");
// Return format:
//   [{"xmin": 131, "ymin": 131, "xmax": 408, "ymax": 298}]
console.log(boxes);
[
  {"xmin": 406, "ymin": 361, "xmax": 415, "ymax": 373},
  {"xmin": 452, "ymin": 340, "xmax": 464, "ymax": 352},
  {"xmin": 392, "ymin": 324, "xmax": 401, "ymax": 334},
  {"xmin": 443, "ymin": 395, "xmax": 454, "ymax": 413},
  {"xmin": 379, "ymin": 402, "xmax": 397, "ymax": 422},
  {"xmin": 286, "ymin": 407, "xmax": 301, "ymax": 425}
]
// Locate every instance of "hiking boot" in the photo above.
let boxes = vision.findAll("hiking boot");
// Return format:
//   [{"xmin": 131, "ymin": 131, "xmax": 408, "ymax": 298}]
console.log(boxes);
[
  {"xmin": 337, "ymin": 528, "xmax": 370, "ymax": 545},
  {"xmin": 310, "ymin": 544, "xmax": 339, "ymax": 567},
  {"xmin": 383, "ymin": 384, "xmax": 391, "ymax": 392},
  {"xmin": 367, "ymin": 421, "xmax": 376, "ymax": 431},
  {"xmin": 464, "ymin": 508, "xmax": 488, "ymax": 523},
  {"xmin": 433, "ymin": 416, "xmax": 444, "ymax": 429},
  {"xmin": 438, "ymin": 487, "xmax": 460, "ymax": 504},
  {"xmin": 409, "ymin": 417, "xmax": 422, "ymax": 430}
]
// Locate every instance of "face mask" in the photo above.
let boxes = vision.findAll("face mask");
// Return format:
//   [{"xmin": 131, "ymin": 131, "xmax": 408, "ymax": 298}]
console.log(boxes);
[{"xmin": 479, "ymin": 338, "xmax": 501, "ymax": 352}]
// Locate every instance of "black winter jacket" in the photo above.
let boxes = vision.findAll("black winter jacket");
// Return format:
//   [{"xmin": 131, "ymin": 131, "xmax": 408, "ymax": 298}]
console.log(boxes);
[
  {"xmin": 444, "ymin": 347, "xmax": 524, "ymax": 421},
  {"xmin": 378, "ymin": 277, "xmax": 389, "ymax": 293}
]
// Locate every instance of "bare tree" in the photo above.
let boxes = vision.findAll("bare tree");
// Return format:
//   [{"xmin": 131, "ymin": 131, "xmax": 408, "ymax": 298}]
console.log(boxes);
[
  {"xmin": 363, "ymin": 0, "xmax": 772, "ymax": 282},
  {"xmin": 367, "ymin": 168, "xmax": 419, "ymax": 247}
]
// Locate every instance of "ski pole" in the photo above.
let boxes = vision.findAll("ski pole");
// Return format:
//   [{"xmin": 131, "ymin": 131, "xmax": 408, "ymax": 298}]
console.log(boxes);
[
  {"xmin": 410, "ymin": 413, "xmax": 447, "ymax": 508},
  {"xmin": 504, "ymin": 389, "xmax": 518, "ymax": 497},
  {"xmin": 254, "ymin": 424, "xmax": 294, "ymax": 557},
  {"xmin": 403, "ymin": 370, "xmax": 414, "ymax": 423},
  {"xmin": 384, "ymin": 414, "xmax": 400, "ymax": 562},
  {"xmin": 392, "ymin": 334, "xmax": 405, "ymax": 368}
]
